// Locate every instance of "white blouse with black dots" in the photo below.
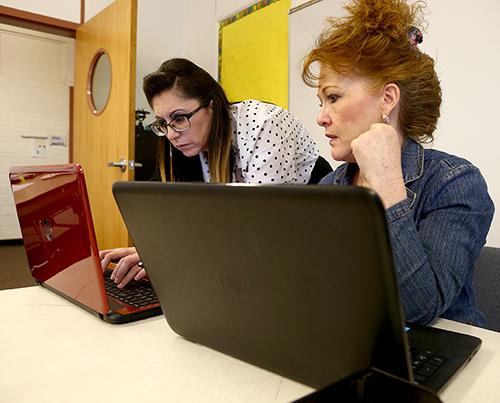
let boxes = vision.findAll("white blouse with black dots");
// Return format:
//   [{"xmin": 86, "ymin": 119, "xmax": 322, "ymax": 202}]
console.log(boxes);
[{"xmin": 199, "ymin": 100, "xmax": 319, "ymax": 184}]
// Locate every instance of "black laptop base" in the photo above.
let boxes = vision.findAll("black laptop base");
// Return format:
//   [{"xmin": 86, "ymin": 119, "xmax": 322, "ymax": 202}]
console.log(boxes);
[
  {"xmin": 294, "ymin": 367, "xmax": 442, "ymax": 403},
  {"xmin": 406, "ymin": 324, "xmax": 481, "ymax": 391},
  {"xmin": 103, "ymin": 304, "xmax": 162, "ymax": 324}
]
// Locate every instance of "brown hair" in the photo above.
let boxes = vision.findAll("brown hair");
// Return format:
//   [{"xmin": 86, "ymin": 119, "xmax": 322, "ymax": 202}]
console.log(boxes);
[
  {"xmin": 143, "ymin": 58, "xmax": 232, "ymax": 182},
  {"xmin": 302, "ymin": 0, "xmax": 441, "ymax": 143}
]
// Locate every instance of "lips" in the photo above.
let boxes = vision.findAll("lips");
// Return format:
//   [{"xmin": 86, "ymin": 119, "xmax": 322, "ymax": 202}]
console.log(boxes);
[{"xmin": 325, "ymin": 134, "xmax": 338, "ymax": 147}]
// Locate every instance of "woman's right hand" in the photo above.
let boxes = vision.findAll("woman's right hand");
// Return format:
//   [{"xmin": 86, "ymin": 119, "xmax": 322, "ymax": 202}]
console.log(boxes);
[
  {"xmin": 351, "ymin": 123, "xmax": 406, "ymax": 209},
  {"xmin": 99, "ymin": 247, "xmax": 148, "ymax": 288}
]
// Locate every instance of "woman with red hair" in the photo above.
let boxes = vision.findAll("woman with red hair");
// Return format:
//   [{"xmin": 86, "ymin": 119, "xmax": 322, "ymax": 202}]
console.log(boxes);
[{"xmin": 304, "ymin": 0, "xmax": 494, "ymax": 326}]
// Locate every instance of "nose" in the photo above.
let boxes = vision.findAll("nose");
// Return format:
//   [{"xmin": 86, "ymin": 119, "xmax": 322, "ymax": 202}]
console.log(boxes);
[
  {"xmin": 165, "ymin": 127, "xmax": 181, "ymax": 142},
  {"xmin": 316, "ymin": 106, "xmax": 332, "ymax": 128}
]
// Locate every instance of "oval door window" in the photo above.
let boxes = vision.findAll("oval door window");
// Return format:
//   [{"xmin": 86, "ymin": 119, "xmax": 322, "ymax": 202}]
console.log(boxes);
[{"xmin": 87, "ymin": 49, "xmax": 112, "ymax": 115}]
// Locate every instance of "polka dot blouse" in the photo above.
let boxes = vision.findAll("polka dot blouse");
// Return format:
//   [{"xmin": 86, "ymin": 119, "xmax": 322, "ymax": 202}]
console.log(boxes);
[{"xmin": 199, "ymin": 100, "xmax": 319, "ymax": 184}]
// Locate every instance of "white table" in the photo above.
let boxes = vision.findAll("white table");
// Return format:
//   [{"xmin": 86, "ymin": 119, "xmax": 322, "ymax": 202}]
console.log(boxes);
[{"xmin": 1, "ymin": 286, "xmax": 499, "ymax": 403}]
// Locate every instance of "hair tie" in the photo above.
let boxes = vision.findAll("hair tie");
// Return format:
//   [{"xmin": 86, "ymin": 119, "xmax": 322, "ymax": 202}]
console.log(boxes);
[{"xmin": 408, "ymin": 26, "xmax": 423, "ymax": 49}]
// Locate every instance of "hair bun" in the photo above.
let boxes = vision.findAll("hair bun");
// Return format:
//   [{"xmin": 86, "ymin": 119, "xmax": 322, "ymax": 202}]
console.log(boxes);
[{"xmin": 343, "ymin": 0, "xmax": 423, "ymax": 44}]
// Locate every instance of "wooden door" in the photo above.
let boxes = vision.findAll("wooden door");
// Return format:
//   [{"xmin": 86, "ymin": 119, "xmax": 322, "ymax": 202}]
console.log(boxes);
[{"xmin": 73, "ymin": 0, "xmax": 136, "ymax": 250}]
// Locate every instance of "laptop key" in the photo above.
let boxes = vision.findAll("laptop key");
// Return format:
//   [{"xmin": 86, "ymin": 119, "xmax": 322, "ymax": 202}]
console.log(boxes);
[
  {"xmin": 429, "ymin": 355, "xmax": 446, "ymax": 366},
  {"xmin": 417, "ymin": 363, "xmax": 440, "ymax": 377},
  {"xmin": 413, "ymin": 373, "xmax": 428, "ymax": 384}
]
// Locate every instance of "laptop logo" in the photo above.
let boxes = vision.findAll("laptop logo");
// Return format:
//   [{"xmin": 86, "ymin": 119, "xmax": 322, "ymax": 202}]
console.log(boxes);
[
  {"xmin": 220, "ymin": 269, "xmax": 248, "ymax": 301},
  {"xmin": 41, "ymin": 218, "xmax": 53, "ymax": 241}
]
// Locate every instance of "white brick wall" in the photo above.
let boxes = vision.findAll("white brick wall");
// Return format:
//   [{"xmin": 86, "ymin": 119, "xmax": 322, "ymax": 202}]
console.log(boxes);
[
  {"xmin": 0, "ymin": 0, "xmax": 81, "ymax": 23},
  {"xmin": 0, "ymin": 25, "xmax": 73, "ymax": 240}
]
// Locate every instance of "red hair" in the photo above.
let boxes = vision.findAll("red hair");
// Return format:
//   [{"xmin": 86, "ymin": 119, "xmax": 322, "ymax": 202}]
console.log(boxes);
[{"xmin": 302, "ymin": 0, "xmax": 441, "ymax": 142}]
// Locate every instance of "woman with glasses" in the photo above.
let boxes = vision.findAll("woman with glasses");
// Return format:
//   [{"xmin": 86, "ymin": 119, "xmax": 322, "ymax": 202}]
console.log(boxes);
[
  {"xmin": 100, "ymin": 57, "xmax": 332, "ymax": 288},
  {"xmin": 144, "ymin": 57, "xmax": 331, "ymax": 184}
]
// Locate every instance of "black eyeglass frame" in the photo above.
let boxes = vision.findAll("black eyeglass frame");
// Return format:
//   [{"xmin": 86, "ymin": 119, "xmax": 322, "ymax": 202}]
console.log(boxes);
[{"xmin": 149, "ymin": 101, "xmax": 210, "ymax": 136}]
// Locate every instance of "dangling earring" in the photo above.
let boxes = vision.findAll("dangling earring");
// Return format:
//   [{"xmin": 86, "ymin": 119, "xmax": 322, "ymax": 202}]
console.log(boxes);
[
  {"xmin": 382, "ymin": 114, "xmax": 390, "ymax": 124},
  {"xmin": 169, "ymin": 142, "xmax": 174, "ymax": 182}
]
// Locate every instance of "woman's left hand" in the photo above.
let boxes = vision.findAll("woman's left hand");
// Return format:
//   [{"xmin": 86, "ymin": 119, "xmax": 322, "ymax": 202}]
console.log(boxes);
[{"xmin": 351, "ymin": 123, "xmax": 407, "ymax": 209}]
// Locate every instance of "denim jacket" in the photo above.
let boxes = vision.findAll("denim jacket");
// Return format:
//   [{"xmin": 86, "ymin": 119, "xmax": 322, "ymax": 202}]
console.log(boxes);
[{"xmin": 320, "ymin": 138, "xmax": 495, "ymax": 326}]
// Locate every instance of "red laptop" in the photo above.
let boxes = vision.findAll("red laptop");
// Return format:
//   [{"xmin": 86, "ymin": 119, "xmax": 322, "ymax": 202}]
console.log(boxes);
[{"xmin": 9, "ymin": 163, "xmax": 162, "ymax": 324}]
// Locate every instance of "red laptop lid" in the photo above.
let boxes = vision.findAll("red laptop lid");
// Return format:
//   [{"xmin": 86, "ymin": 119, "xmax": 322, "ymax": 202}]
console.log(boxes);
[{"xmin": 9, "ymin": 164, "xmax": 109, "ymax": 315}]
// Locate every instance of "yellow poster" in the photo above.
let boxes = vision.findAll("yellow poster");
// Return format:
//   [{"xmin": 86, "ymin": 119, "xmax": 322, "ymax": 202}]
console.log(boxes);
[{"xmin": 219, "ymin": 0, "xmax": 290, "ymax": 109}]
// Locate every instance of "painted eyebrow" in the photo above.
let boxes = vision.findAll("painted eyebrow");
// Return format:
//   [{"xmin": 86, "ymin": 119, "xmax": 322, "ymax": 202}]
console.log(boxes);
[
  {"xmin": 319, "ymin": 85, "xmax": 340, "ymax": 94},
  {"xmin": 155, "ymin": 109, "xmax": 186, "ymax": 120},
  {"xmin": 168, "ymin": 109, "xmax": 186, "ymax": 118}
]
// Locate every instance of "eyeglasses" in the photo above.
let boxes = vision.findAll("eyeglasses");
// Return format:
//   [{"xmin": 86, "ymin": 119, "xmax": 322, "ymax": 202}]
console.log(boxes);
[{"xmin": 149, "ymin": 102, "xmax": 209, "ymax": 136}]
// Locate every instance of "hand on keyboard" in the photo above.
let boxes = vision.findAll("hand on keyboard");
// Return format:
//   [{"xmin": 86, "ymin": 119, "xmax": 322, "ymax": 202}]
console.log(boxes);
[{"xmin": 99, "ymin": 247, "xmax": 149, "ymax": 288}]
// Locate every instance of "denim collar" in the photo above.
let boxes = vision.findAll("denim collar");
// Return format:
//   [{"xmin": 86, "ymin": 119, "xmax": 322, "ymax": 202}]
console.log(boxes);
[
  {"xmin": 332, "ymin": 137, "xmax": 425, "ymax": 185},
  {"xmin": 400, "ymin": 137, "xmax": 425, "ymax": 184}
]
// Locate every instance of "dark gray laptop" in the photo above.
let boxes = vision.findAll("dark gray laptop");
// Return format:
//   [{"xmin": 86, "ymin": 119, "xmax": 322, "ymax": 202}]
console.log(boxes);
[{"xmin": 112, "ymin": 182, "xmax": 480, "ymax": 392}]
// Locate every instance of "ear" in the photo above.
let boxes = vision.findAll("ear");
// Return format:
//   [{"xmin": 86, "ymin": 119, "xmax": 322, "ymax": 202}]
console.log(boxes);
[{"xmin": 380, "ymin": 83, "xmax": 400, "ymax": 116}]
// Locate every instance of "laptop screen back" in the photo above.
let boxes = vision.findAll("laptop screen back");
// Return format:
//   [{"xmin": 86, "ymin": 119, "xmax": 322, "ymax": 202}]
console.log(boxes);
[
  {"xmin": 113, "ymin": 182, "xmax": 413, "ymax": 389},
  {"xmin": 10, "ymin": 164, "xmax": 109, "ymax": 315}
]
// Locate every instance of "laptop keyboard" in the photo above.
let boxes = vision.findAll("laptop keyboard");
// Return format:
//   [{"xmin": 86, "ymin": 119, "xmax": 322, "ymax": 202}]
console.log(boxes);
[
  {"xmin": 103, "ymin": 270, "xmax": 159, "ymax": 308},
  {"xmin": 410, "ymin": 347, "xmax": 447, "ymax": 385}
]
